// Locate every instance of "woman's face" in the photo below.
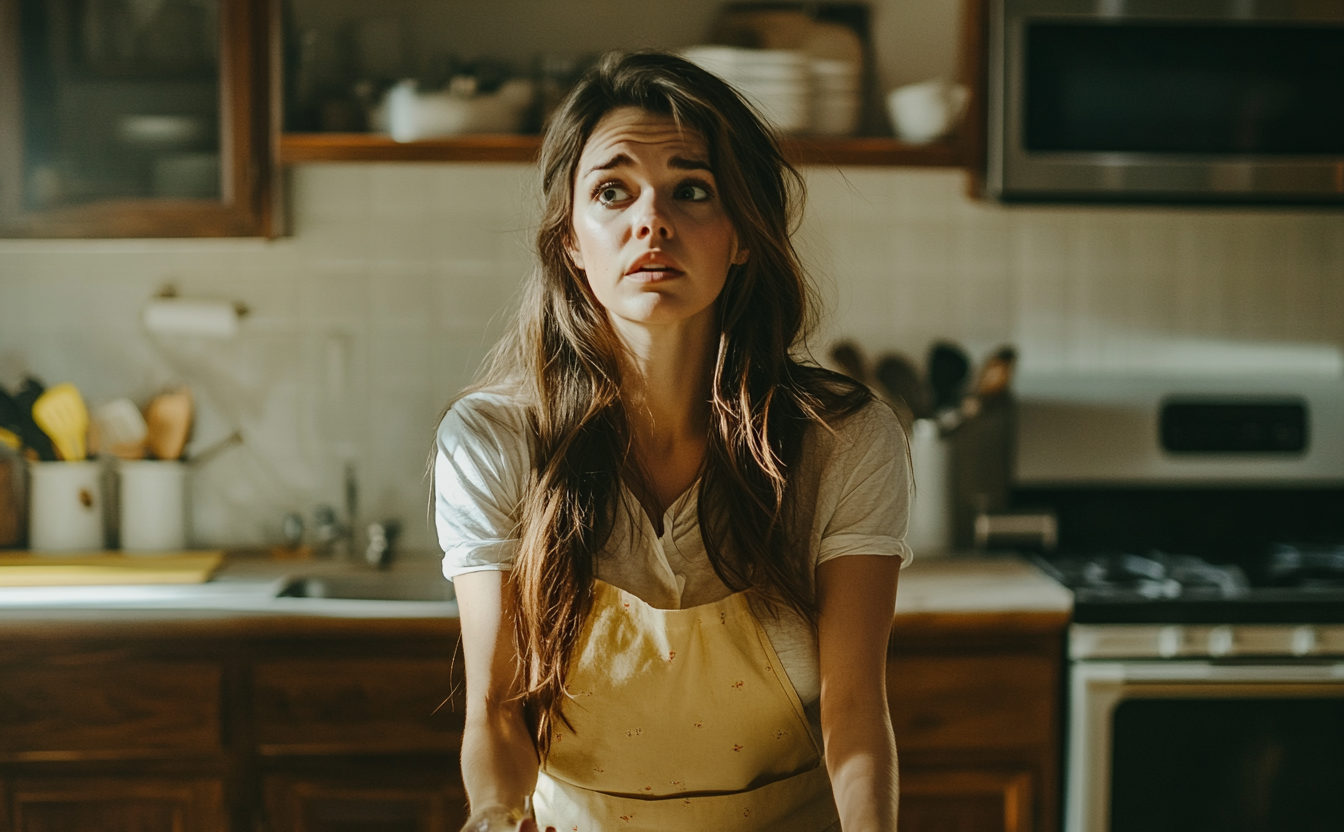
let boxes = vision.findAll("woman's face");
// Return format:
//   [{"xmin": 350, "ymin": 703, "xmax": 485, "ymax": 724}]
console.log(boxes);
[{"xmin": 568, "ymin": 107, "xmax": 748, "ymax": 331}]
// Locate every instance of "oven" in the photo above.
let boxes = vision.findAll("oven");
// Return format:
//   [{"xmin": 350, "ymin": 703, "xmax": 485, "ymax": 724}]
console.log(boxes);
[{"xmin": 1008, "ymin": 374, "xmax": 1344, "ymax": 831}]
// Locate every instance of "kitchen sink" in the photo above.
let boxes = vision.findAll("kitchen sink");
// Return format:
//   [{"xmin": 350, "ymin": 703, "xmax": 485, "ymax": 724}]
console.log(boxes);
[{"xmin": 277, "ymin": 572, "xmax": 456, "ymax": 603}]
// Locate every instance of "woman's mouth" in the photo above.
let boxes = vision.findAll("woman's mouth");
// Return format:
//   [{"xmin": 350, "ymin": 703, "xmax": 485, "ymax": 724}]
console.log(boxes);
[{"xmin": 625, "ymin": 254, "xmax": 684, "ymax": 282}]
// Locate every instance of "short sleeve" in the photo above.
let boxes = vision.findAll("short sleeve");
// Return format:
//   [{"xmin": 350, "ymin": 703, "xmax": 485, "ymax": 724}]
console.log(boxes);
[
  {"xmin": 816, "ymin": 402, "xmax": 914, "ymax": 567},
  {"xmin": 434, "ymin": 393, "xmax": 532, "ymax": 581}
]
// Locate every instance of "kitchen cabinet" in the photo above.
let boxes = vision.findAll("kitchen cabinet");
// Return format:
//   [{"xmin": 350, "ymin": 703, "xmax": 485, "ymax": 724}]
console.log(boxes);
[
  {"xmin": 890, "ymin": 611, "xmax": 1066, "ymax": 832},
  {"xmin": 0, "ymin": 567, "xmax": 1065, "ymax": 832},
  {"xmin": 0, "ymin": 616, "xmax": 467, "ymax": 832},
  {"xmin": 0, "ymin": 0, "xmax": 275, "ymax": 237},
  {"xmin": 277, "ymin": 0, "xmax": 988, "ymax": 170},
  {"xmin": 0, "ymin": 0, "xmax": 988, "ymax": 237}
]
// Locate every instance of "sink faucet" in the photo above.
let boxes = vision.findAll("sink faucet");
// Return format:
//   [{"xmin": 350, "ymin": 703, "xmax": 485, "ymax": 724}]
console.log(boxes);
[{"xmin": 313, "ymin": 461, "xmax": 359, "ymax": 559}]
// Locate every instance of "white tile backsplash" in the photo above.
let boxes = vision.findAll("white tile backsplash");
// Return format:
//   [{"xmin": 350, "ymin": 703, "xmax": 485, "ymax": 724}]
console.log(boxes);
[{"xmin": 2, "ymin": 164, "xmax": 1341, "ymax": 555}]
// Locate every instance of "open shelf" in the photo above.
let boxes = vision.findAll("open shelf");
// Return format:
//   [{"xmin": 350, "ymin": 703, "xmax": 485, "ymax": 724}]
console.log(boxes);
[{"xmin": 278, "ymin": 133, "xmax": 966, "ymax": 168}]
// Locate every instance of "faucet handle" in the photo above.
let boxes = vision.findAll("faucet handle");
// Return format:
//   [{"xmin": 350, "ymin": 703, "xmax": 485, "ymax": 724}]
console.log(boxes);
[{"xmin": 365, "ymin": 519, "xmax": 401, "ymax": 569}]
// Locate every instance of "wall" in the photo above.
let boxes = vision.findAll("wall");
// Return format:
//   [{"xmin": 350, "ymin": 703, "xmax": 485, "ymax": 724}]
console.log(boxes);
[{"xmin": 1, "ymin": 165, "xmax": 1341, "ymax": 554}]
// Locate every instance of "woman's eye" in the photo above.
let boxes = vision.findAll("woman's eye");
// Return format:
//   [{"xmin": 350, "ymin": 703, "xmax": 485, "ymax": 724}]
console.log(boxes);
[
  {"xmin": 675, "ymin": 183, "xmax": 713, "ymax": 202},
  {"xmin": 596, "ymin": 184, "xmax": 631, "ymax": 205}
]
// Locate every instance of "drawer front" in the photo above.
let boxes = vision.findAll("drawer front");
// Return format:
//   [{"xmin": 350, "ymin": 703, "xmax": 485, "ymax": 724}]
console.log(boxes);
[
  {"xmin": 887, "ymin": 653, "xmax": 1056, "ymax": 750},
  {"xmin": 0, "ymin": 660, "xmax": 221, "ymax": 759},
  {"xmin": 7, "ymin": 776, "xmax": 226, "ymax": 832},
  {"xmin": 253, "ymin": 658, "xmax": 460, "ymax": 755},
  {"xmin": 264, "ymin": 774, "xmax": 467, "ymax": 832}
]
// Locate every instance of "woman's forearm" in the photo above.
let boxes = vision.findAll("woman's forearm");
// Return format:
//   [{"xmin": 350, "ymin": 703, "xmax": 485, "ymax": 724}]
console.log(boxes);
[
  {"xmin": 461, "ymin": 696, "xmax": 541, "ymax": 813},
  {"xmin": 822, "ymin": 693, "xmax": 899, "ymax": 831}
]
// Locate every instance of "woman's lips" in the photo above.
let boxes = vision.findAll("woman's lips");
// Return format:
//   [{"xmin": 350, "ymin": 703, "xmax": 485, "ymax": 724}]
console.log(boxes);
[
  {"xmin": 625, "ymin": 252, "xmax": 684, "ymax": 281},
  {"xmin": 625, "ymin": 266, "xmax": 684, "ymax": 283}
]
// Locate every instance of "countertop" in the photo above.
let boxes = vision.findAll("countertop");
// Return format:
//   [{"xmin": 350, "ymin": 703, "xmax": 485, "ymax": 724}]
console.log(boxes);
[{"xmin": 0, "ymin": 552, "xmax": 1072, "ymax": 636}]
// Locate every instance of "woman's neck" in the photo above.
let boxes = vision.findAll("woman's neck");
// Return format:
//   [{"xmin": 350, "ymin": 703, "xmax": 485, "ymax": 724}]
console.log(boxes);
[
  {"xmin": 612, "ymin": 307, "xmax": 717, "ymax": 446},
  {"xmin": 610, "ymin": 307, "xmax": 717, "ymax": 521}
]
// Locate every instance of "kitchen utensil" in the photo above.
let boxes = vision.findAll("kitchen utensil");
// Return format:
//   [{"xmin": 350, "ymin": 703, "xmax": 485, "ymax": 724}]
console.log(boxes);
[
  {"xmin": 874, "ymin": 353, "xmax": 927, "ymax": 418},
  {"xmin": 927, "ymin": 342, "xmax": 970, "ymax": 412},
  {"xmin": 975, "ymin": 346, "xmax": 1017, "ymax": 399},
  {"xmin": 32, "ymin": 382, "xmax": 90, "ymax": 462},
  {"xmin": 93, "ymin": 398, "xmax": 148, "ymax": 460},
  {"xmin": 28, "ymin": 460, "xmax": 104, "ymax": 552},
  {"xmin": 144, "ymin": 389, "xmax": 193, "ymax": 461},
  {"xmin": 13, "ymin": 378, "xmax": 56, "ymax": 461},
  {"xmin": 886, "ymin": 78, "xmax": 968, "ymax": 144},
  {"xmin": 118, "ymin": 460, "xmax": 187, "ymax": 553},
  {"xmin": 187, "ymin": 430, "xmax": 242, "ymax": 467},
  {"xmin": 829, "ymin": 340, "xmax": 871, "ymax": 386}
]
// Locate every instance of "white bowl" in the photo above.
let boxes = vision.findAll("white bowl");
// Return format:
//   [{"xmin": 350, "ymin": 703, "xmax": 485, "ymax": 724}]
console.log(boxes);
[{"xmin": 118, "ymin": 115, "xmax": 207, "ymax": 149}]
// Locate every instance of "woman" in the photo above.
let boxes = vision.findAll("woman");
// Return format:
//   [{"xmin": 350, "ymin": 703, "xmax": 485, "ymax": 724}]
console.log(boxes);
[{"xmin": 435, "ymin": 51, "xmax": 911, "ymax": 832}]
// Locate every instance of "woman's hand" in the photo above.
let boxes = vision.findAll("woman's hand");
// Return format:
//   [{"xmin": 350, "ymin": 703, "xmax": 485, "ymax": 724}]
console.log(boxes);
[{"xmin": 459, "ymin": 806, "xmax": 556, "ymax": 832}]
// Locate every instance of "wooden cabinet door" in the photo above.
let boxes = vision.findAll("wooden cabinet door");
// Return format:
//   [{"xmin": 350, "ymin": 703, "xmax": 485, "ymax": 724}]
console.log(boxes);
[
  {"xmin": 253, "ymin": 658, "xmax": 461, "ymax": 757},
  {"xmin": 0, "ymin": 657, "xmax": 222, "ymax": 760},
  {"xmin": 0, "ymin": 0, "xmax": 274, "ymax": 237},
  {"xmin": 900, "ymin": 769, "xmax": 1034, "ymax": 832},
  {"xmin": 6, "ymin": 776, "xmax": 226, "ymax": 832},
  {"xmin": 264, "ymin": 775, "xmax": 467, "ymax": 832}
]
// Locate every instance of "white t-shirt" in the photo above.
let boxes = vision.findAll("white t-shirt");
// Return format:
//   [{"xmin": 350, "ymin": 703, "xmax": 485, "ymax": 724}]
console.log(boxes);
[{"xmin": 435, "ymin": 391, "xmax": 912, "ymax": 743}]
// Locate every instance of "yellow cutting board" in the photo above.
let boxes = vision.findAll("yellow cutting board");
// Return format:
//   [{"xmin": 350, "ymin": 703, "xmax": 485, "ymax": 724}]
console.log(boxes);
[{"xmin": 0, "ymin": 552, "xmax": 224, "ymax": 587}]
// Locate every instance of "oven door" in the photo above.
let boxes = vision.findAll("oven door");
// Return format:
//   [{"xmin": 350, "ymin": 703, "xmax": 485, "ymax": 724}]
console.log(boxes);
[{"xmin": 1067, "ymin": 661, "xmax": 1344, "ymax": 832}]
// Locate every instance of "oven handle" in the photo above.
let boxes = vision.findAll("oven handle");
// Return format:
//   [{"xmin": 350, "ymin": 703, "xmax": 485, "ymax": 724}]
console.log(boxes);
[{"xmin": 1084, "ymin": 660, "xmax": 1344, "ymax": 683}]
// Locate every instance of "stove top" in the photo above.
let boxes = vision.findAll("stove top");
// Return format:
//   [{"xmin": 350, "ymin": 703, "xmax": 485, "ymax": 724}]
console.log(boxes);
[{"xmin": 1036, "ymin": 544, "xmax": 1344, "ymax": 624}]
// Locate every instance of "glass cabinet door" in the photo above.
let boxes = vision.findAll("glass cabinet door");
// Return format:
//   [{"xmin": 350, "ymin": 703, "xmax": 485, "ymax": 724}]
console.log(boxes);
[{"xmin": 0, "ymin": 0, "xmax": 273, "ymax": 237}]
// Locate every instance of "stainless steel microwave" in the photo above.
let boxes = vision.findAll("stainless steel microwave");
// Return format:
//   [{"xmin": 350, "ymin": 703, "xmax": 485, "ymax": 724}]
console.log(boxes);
[{"xmin": 986, "ymin": 0, "xmax": 1344, "ymax": 205}]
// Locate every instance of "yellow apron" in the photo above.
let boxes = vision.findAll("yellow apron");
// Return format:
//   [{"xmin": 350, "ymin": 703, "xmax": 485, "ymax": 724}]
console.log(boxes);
[{"xmin": 533, "ymin": 579, "xmax": 840, "ymax": 832}]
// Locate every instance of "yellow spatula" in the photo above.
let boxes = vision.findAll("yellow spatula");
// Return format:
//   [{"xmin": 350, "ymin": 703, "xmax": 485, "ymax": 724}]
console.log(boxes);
[{"xmin": 32, "ymin": 383, "xmax": 90, "ymax": 462}]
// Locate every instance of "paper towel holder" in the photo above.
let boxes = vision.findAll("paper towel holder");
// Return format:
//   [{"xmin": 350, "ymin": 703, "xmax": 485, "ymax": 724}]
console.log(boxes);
[{"xmin": 143, "ymin": 284, "xmax": 249, "ymax": 338}]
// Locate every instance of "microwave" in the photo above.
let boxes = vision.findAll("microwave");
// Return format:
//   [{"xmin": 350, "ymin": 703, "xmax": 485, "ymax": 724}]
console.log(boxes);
[{"xmin": 986, "ymin": 0, "xmax": 1344, "ymax": 205}]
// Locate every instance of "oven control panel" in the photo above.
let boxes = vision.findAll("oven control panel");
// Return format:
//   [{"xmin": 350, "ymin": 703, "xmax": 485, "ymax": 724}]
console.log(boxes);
[{"xmin": 1071, "ymin": 623, "xmax": 1344, "ymax": 660}]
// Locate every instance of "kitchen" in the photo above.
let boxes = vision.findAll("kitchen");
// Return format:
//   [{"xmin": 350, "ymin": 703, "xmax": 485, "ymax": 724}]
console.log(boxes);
[{"xmin": 1, "ymin": 0, "xmax": 1342, "ymax": 830}]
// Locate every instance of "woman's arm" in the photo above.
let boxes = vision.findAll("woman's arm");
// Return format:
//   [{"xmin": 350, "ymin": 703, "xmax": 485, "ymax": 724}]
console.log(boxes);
[
  {"xmin": 816, "ymin": 554, "xmax": 902, "ymax": 831},
  {"xmin": 455, "ymin": 570, "xmax": 543, "ymax": 823}
]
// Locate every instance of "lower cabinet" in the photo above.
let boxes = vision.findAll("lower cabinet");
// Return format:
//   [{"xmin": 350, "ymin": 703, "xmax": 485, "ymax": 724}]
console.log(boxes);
[
  {"xmin": 889, "ymin": 613, "xmax": 1067, "ymax": 832},
  {"xmin": 900, "ymin": 769, "xmax": 1035, "ymax": 832},
  {"xmin": 0, "ymin": 610, "xmax": 1064, "ymax": 832},
  {"xmin": 264, "ymin": 774, "xmax": 468, "ymax": 832},
  {"xmin": 4, "ymin": 777, "xmax": 226, "ymax": 832}
]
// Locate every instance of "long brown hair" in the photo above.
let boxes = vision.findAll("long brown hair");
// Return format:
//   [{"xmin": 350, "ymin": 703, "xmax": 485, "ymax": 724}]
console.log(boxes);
[{"xmin": 459, "ymin": 51, "xmax": 871, "ymax": 756}]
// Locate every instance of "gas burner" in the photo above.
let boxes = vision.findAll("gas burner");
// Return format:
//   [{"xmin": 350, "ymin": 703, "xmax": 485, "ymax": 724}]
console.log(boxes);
[
  {"xmin": 1044, "ymin": 552, "xmax": 1249, "ymax": 603},
  {"xmin": 1264, "ymin": 543, "xmax": 1344, "ymax": 590}
]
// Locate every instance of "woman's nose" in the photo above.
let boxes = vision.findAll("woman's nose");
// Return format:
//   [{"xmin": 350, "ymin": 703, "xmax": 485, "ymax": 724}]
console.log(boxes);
[{"xmin": 633, "ymin": 193, "xmax": 672, "ymax": 240}]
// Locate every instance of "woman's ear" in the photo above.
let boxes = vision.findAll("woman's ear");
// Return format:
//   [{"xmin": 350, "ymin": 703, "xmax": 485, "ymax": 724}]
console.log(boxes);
[
  {"xmin": 732, "ymin": 246, "xmax": 750, "ymax": 266},
  {"xmin": 566, "ymin": 239, "xmax": 586, "ymax": 271}
]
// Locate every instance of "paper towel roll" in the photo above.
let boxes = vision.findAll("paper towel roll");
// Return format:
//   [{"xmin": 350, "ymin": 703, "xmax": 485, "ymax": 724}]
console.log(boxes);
[{"xmin": 143, "ymin": 298, "xmax": 240, "ymax": 338}]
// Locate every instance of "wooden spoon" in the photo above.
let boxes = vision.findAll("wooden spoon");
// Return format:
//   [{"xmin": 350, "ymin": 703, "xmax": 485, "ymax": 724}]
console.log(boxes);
[{"xmin": 144, "ymin": 389, "xmax": 193, "ymax": 461}]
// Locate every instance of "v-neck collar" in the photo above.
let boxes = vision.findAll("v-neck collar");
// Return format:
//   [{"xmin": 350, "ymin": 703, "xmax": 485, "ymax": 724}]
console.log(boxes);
[{"xmin": 620, "ymin": 477, "xmax": 700, "ymax": 539}]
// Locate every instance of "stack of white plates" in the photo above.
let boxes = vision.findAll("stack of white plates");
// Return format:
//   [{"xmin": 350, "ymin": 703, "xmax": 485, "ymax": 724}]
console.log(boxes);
[
  {"xmin": 683, "ymin": 46, "xmax": 812, "ymax": 134},
  {"xmin": 809, "ymin": 58, "xmax": 862, "ymax": 136}
]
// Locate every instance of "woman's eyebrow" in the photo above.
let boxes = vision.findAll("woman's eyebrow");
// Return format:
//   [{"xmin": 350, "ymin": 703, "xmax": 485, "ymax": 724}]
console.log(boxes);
[
  {"xmin": 668, "ymin": 156, "xmax": 711, "ymax": 172},
  {"xmin": 587, "ymin": 153, "xmax": 631, "ymax": 174}
]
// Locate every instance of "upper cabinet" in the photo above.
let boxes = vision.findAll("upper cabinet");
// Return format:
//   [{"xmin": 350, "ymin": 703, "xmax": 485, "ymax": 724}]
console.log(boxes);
[
  {"xmin": 0, "ymin": 0, "xmax": 985, "ymax": 237},
  {"xmin": 0, "ymin": 0, "xmax": 274, "ymax": 237},
  {"xmin": 276, "ymin": 0, "xmax": 985, "ymax": 169}
]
